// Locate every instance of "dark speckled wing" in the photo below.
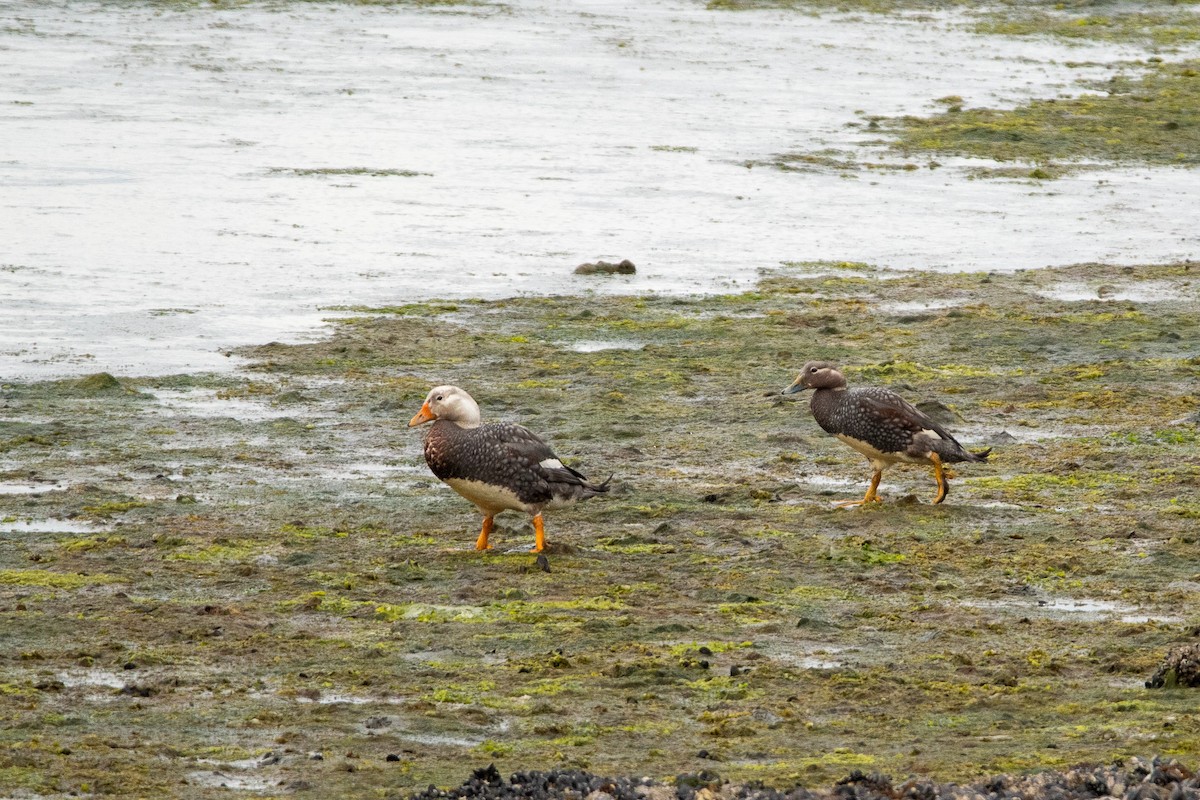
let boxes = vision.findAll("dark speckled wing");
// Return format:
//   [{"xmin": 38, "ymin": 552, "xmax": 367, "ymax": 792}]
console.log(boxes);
[
  {"xmin": 857, "ymin": 389, "xmax": 955, "ymax": 440},
  {"xmin": 424, "ymin": 420, "xmax": 607, "ymax": 507},
  {"xmin": 855, "ymin": 389, "xmax": 984, "ymax": 462}
]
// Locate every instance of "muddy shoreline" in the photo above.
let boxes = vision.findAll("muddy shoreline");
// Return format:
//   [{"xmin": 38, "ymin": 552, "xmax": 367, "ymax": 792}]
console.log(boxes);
[{"xmin": 2, "ymin": 261, "xmax": 1198, "ymax": 796}]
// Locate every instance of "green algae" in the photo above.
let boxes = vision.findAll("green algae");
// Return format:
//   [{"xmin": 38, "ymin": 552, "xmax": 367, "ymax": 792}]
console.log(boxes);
[
  {"xmin": 269, "ymin": 166, "xmax": 433, "ymax": 178},
  {"xmin": 975, "ymin": 8, "xmax": 1200, "ymax": 48},
  {"xmin": 885, "ymin": 60, "xmax": 1200, "ymax": 171},
  {"xmin": 716, "ymin": 1, "xmax": 1200, "ymax": 178},
  {"xmin": 164, "ymin": 537, "xmax": 263, "ymax": 562},
  {"xmin": 80, "ymin": 500, "xmax": 148, "ymax": 518},
  {"xmin": 710, "ymin": 0, "xmax": 1200, "ymax": 51},
  {"xmin": 0, "ymin": 569, "xmax": 118, "ymax": 589}
]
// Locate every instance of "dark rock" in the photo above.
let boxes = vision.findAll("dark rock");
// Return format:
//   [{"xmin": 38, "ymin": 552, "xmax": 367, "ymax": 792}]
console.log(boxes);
[
  {"xmin": 1146, "ymin": 643, "xmax": 1200, "ymax": 688},
  {"xmin": 574, "ymin": 259, "xmax": 636, "ymax": 276},
  {"xmin": 675, "ymin": 769, "xmax": 721, "ymax": 790},
  {"xmin": 914, "ymin": 399, "xmax": 962, "ymax": 425},
  {"xmin": 988, "ymin": 430, "xmax": 1018, "ymax": 444}
]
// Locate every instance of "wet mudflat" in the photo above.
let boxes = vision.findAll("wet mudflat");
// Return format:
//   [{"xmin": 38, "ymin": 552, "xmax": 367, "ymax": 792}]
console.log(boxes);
[{"xmin": 2, "ymin": 262, "xmax": 1199, "ymax": 797}]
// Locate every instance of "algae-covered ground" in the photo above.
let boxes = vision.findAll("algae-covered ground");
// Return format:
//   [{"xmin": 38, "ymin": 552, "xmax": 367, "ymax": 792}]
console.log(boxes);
[
  {"xmin": 884, "ymin": 59, "xmax": 1200, "ymax": 172},
  {"xmin": 722, "ymin": 0, "xmax": 1200, "ymax": 177},
  {"xmin": 2, "ymin": 262, "xmax": 1199, "ymax": 797}
]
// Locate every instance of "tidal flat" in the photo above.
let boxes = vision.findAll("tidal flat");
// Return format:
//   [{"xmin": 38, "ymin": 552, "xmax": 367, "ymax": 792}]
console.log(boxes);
[{"xmin": 2, "ymin": 262, "xmax": 1198, "ymax": 797}]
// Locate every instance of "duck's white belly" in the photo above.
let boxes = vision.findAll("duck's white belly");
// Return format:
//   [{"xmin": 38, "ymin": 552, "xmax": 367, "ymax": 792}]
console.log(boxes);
[
  {"xmin": 835, "ymin": 433, "xmax": 929, "ymax": 468},
  {"xmin": 444, "ymin": 478, "xmax": 529, "ymax": 516}
]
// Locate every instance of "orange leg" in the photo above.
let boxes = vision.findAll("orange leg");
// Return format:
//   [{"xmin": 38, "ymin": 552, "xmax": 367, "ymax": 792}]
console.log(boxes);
[
  {"xmin": 532, "ymin": 513, "xmax": 546, "ymax": 553},
  {"xmin": 930, "ymin": 453, "xmax": 948, "ymax": 505},
  {"xmin": 837, "ymin": 470, "xmax": 883, "ymax": 508},
  {"xmin": 475, "ymin": 515, "xmax": 495, "ymax": 550}
]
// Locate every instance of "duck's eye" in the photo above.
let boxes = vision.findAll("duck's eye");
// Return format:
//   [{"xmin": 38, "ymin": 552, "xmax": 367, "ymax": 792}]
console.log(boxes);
[
  {"xmin": 435, "ymin": 395, "xmax": 443, "ymax": 401},
  {"xmin": 809, "ymin": 366, "xmax": 819, "ymax": 373}
]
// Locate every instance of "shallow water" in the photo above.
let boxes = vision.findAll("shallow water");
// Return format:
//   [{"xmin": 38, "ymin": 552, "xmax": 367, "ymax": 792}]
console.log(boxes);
[
  {"xmin": 963, "ymin": 595, "xmax": 1183, "ymax": 624},
  {"xmin": 0, "ymin": 481, "xmax": 69, "ymax": 495},
  {"xmin": 3, "ymin": 0, "xmax": 1198, "ymax": 380},
  {"xmin": 0, "ymin": 517, "xmax": 104, "ymax": 533}
]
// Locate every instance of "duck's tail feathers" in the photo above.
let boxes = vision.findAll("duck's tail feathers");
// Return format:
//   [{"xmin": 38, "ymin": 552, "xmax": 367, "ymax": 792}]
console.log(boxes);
[
  {"xmin": 935, "ymin": 442, "xmax": 991, "ymax": 464},
  {"xmin": 546, "ymin": 469, "xmax": 612, "ymax": 504},
  {"xmin": 575, "ymin": 473, "xmax": 612, "ymax": 500},
  {"xmin": 967, "ymin": 447, "xmax": 991, "ymax": 463}
]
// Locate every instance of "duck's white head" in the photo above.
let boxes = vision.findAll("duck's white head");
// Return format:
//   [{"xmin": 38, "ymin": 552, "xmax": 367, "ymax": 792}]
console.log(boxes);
[{"xmin": 408, "ymin": 385, "xmax": 482, "ymax": 429}]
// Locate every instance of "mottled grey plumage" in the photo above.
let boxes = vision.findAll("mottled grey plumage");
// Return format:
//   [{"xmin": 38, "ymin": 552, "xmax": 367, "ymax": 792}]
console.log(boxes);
[
  {"xmin": 783, "ymin": 361, "xmax": 989, "ymax": 505},
  {"xmin": 409, "ymin": 385, "xmax": 609, "ymax": 551},
  {"xmin": 423, "ymin": 419, "xmax": 606, "ymax": 510}
]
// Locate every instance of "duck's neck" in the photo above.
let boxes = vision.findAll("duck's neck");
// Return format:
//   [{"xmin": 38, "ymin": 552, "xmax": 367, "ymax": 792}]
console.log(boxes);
[{"xmin": 809, "ymin": 386, "xmax": 845, "ymax": 431}]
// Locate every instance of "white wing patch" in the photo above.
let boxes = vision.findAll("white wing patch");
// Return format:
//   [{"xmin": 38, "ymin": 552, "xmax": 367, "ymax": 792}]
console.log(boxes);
[{"xmin": 539, "ymin": 458, "xmax": 565, "ymax": 470}]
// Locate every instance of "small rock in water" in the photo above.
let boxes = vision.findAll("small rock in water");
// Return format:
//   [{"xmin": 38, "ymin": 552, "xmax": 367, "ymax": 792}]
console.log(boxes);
[
  {"xmin": 574, "ymin": 259, "xmax": 636, "ymax": 275},
  {"xmin": 989, "ymin": 430, "xmax": 1018, "ymax": 444}
]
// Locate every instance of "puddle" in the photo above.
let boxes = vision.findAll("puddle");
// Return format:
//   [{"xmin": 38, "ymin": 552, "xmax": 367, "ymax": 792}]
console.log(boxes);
[
  {"xmin": 55, "ymin": 669, "xmax": 129, "ymax": 689},
  {"xmin": 150, "ymin": 389, "xmax": 303, "ymax": 421},
  {"xmin": 295, "ymin": 692, "xmax": 374, "ymax": 705},
  {"xmin": 3, "ymin": 2, "xmax": 1198, "ymax": 380},
  {"xmin": 397, "ymin": 649, "xmax": 508, "ymax": 667},
  {"xmin": 185, "ymin": 770, "xmax": 274, "ymax": 792},
  {"xmin": 317, "ymin": 462, "xmax": 427, "ymax": 481},
  {"xmin": 1, "ymin": 518, "xmax": 105, "ymax": 534},
  {"xmin": 980, "ymin": 428, "xmax": 1072, "ymax": 443},
  {"xmin": 875, "ymin": 298, "xmax": 966, "ymax": 314},
  {"xmin": 567, "ymin": 340, "xmax": 644, "ymax": 353},
  {"xmin": 757, "ymin": 642, "xmax": 847, "ymax": 671},
  {"xmin": 793, "ymin": 475, "xmax": 860, "ymax": 489},
  {"xmin": 963, "ymin": 596, "xmax": 1183, "ymax": 624},
  {"xmin": 399, "ymin": 732, "xmax": 486, "ymax": 748},
  {"xmin": 1034, "ymin": 281, "xmax": 1185, "ymax": 303},
  {"xmin": 0, "ymin": 481, "xmax": 68, "ymax": 495}
]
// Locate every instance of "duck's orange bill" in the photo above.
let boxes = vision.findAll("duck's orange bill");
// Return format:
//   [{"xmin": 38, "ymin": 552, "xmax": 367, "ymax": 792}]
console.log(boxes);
[{"xmin": 408, "ymin": 401, "xmax": 436, "ymax": 427}]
